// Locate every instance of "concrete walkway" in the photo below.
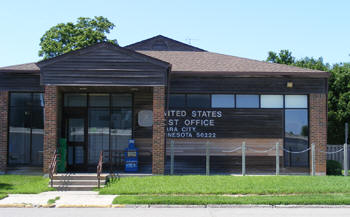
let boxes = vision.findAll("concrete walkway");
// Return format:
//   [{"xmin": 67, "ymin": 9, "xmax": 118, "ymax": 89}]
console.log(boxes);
[{"xmin": 0, "ymin": 191, "xmax": 116, "ymax": 207}]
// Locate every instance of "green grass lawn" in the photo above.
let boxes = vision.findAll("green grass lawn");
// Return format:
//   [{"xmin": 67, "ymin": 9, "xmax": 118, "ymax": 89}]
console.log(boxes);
[
  {"xmin": 100, "ymin": 175, "xmax": 350, "ymax": 195},
  {"xmin": 113, "ymin": 194, "xmax": 350, "ymax": 205},
  {"xmin": 0, "ymin": 175, "xmax": 52, "ymax": 195}
]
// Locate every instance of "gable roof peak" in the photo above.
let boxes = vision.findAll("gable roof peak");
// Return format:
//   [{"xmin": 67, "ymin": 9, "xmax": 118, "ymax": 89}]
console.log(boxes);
[
  {"xmin": 125, "ymin": 35, "xmax": 206, "ymax": 52},
  {"xmin": 37, "ymin": 41, "xmax": 170, "ymax": 69}
]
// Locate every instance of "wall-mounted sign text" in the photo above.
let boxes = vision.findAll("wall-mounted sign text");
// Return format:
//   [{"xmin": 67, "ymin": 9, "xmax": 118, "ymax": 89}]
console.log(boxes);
[{"xmin": 165, "ymin": 110, "xmax": 223, "ymax": 138}]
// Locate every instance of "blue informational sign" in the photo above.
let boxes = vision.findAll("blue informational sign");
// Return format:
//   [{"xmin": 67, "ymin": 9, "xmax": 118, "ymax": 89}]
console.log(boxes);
[{"xmin": 125, "ymin": 139, "xmax": 138, "ymax": 172}]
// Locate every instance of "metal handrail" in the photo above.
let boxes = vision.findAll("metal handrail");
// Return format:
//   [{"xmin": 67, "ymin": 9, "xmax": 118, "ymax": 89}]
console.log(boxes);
[
  {"xmin": 97, "ymin": 151, "xmax": 103, "ymax": 188},
  {"xmin": 49, "ymin": 152, "xmax": 57, "ymax": 188}
]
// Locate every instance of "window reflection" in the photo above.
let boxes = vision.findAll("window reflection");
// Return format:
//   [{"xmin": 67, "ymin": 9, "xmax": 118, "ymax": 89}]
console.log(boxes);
[
  {"xmin": 88, "ymin": 108, "xmax": 110, "ymax": 165},
  {"xmin": 284, "ymin": 109, "xmax": 309, "ymax": 167},
  {"xmin": 236, "ymin": 95, "xmax": 259, "ymax": 108},
  {"xmin": 111, "ymin": 109, "xmax": 132, "ymax": 163},
  {"xmin": 169, "ymin": 94, "xmax": 186, "ymax": 108},
  {"xmin": 261, "ymin": 95, "xmax": 283, "ymax": 108},
  {"xmin": 8, "ymin": 93, "xmax": 44, "ymax": 166},
  {"xmin": 211, "ymin": 94, "xmax": 235, "ymax": 108},
  {"xmin": 187, "ymin": 94, "xmax": 210, "ymax": 108}
]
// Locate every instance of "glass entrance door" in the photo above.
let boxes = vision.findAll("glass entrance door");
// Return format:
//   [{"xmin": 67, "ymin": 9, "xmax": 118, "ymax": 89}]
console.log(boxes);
[{"xmin": 64, "ymin": 110, "xmax": 87, "ymax": 171}]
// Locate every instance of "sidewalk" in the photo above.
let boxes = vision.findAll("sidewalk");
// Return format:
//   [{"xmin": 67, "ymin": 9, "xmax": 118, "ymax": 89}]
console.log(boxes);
[
  {"xmin": 1, "ymin": 191, "xmax": 350, "ymax": 208},
  {"xmin": 0, "ymin": 191, "xmax": 115, "ymax": 208}
]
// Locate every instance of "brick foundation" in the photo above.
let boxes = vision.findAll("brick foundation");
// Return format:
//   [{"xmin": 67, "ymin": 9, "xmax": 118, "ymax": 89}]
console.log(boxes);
[
  {"xmin": 0, "ymin": 91, "xmax": 8, "ymax": 174},
  {"xmin": 152, "ymin": 86, "xmax": 166, "ymax": 174},
  {"xmin": 309, "ymin": 93, "xmax": 327, "ymax": 175},
  {"xmin": 43, "ymin": 86, "xmax": 58, "ymax": 173}
]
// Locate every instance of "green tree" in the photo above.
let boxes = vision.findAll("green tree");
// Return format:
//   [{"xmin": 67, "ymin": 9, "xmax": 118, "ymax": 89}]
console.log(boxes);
[
  {"xmin": 265, "ymin": 50, "xmax": 350, "ymax": 144},
  {"xmin": 39, "ymin": 16, "xmax": 117, "ymax": 59},
  {"xmin": 266, "ymin": 50, "xmax": 295, "ymax": 65},
  {"xmin": 327, "ymin": 63, "xmax": 350, "ymax": 144},
  {"xmin": 294, "ymin": 57, "xmax": 330, "ymax": 71}
]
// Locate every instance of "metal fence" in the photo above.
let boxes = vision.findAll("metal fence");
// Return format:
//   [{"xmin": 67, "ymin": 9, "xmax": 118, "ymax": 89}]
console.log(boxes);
[
  {"xmin": 327, "ymin": 144, "xmax": 350, "ymax": 169},
  {"xmin": 168, "ymin": 140, "xmax": 349, "ymax": 176}
]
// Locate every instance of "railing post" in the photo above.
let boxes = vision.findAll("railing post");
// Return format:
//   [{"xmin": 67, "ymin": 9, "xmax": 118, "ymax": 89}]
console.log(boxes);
[
  {"xmin": 344, "ymin": 143, "xmax": 348, "ymax": 176},
  {"xmin": 170, "ymin": 140, "xmax": 175, "ymax": 175},
  {"xmin": 242, "ymin": 141, "xmax": 246, "ymax": 176},
  {"xmin": 206, "ymin": 141, "xmax": 210, "ymax": 176},
  {"xmin": 276, "ymin": 142, "xmax": 280, "ymax": 176},
  {"xmin": 345, "ymin": 123, "xmax": 348, "ymax": 176},
  {"xmin": 311, "ymin": 143, "xmax": 315, "ymax": 176}
]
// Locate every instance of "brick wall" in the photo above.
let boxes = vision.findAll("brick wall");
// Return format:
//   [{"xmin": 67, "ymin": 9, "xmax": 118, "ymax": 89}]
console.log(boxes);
[
  {"xmin": 309, "ymin": 93, "xmax": 327, "ymax": 175},
  {"xmin": 152, "ymin": 86, "xmax": 166, "ymax": 174},
  {"xmin": 43, "ymin": 86, "xmax": 58, "ymax": 173},
  {"xmin": 0, "ymin": 91, "xmax": 8, "ymax": 173}
]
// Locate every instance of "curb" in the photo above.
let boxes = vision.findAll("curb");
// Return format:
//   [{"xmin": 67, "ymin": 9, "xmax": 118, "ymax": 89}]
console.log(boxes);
[
  {"xmin": 1, "ymin": 204, "xmax": 350, "ymax": 208},
  {"xmin": 56, "ymin": 204, "xmax": 112, "ymax": 208},
  {"xmin": 0, "ymin": 204, "xmax": 33, "ymax": 208}
]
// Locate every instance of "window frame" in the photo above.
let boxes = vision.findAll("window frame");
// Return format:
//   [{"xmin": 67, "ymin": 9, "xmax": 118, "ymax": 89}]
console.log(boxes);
[{"xmin": 8, "ymin": 92, "xmax": 44, "ymax": 166}]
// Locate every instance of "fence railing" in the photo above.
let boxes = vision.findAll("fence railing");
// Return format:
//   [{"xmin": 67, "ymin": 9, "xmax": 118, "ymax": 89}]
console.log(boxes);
[
  {"xmin": 327, "ymin": 144, "xmax": 350, "ymax": 172},
  {"xmin": 169, "ymin": 140, "xmax": 349, "ymax": 176}
]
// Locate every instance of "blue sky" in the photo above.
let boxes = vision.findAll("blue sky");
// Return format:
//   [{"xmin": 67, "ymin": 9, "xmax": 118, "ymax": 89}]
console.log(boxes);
[{"xmin": 0, "ymin": 0, "xmax": 349, "ymax": 67}]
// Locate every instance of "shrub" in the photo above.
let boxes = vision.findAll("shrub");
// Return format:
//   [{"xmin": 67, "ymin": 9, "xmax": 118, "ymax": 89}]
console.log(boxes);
[{"xmin": 327, "ymin": 160, "xmax": 342, "ymax": 176}]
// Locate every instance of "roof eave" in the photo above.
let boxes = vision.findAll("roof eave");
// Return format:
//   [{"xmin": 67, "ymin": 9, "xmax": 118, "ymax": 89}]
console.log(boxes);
[{"xmin": 170, "ymin": 71, "xmax": 330, "ymax": 78}]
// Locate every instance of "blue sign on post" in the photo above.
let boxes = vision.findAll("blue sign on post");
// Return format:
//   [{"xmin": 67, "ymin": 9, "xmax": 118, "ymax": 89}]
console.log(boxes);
[{"xmin": 125, "ymin": 139, "xmax": 138, "ymax": 172}]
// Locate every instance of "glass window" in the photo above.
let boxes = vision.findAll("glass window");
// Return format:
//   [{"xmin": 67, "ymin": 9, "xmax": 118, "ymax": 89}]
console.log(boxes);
[
  {"xmin": 211, "ymin": 94, "xmax": 235, "ymax": 108},
  {"xmin": 8, "ymin": 107, "xmax": 31, "ymax": 165},
  {"xmin": 68, "ymin": 118, "xmax": 85, "ymax": 142},
  {"xmin": 88, "ymin": 108, "xmax": 110, "ymax": 165},
  {"xmin": 8, "ymin": 92, "xmax": 44, "ymax": 166},
  {"xmin": 169, "ymin": 94, "xmax": 186, "ymax": 108},
  {"xmin": 285, "ymin": 95, "xmax": 308, "ymax": 108},
  {"xmin": 187, "ymin": 94, "xmax": 210, "ymax": 108},
  {"xmin": 32, "ymin": 93, "xmax": 44, "ymax": 107},
  {"xmin": 284, "ymin": 109, "xmax": 309, "ymax": 167},
  {"xmin": 111, "ymin": 109, "xmax": 132, "ymax": 154},
  {"xmin": 10, "ymin": 93, "xmax": 31, "ymax": 106},
  {"xmin": 236, "ymin": 94, "xmax": 259, "ymax": 108},
  {"xmin": 261, "ymin": 95, "xmax": 283, "ymax": 108},
  {"xmin": 89, "ymin": 94, "xmax": 109, "ymax": 107},
  {"xmin": 64, "ymin": 94, "xmax": 87, "ymax": 107},
  {"xmin": 111, "ymin": 94, "xmax": 132, "ymax": 107}
]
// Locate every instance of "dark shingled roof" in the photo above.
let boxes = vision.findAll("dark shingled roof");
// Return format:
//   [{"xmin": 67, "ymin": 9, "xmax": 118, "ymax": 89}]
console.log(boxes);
[
  {"xmin": 0, "ymin": 62, "xmax": 39, "ymax": 72},
  {"xmin": 138, "ymin": 51, "xmax": 329, "ymax": 77},
  {"xmin": 125, "ymin": 35, "xmax": 206, "ymax": 52},
  {"xmin": 0, "ymin": 35, "xmax": 329, "ymax": 78}
]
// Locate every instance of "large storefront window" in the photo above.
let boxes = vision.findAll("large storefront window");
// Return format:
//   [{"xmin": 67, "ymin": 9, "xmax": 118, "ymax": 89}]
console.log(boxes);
[
  {"xmin": 8, "ymin": 93, "xmax": 44, "ymax": 166},
  {"xmin": 64, "ymin": 93, "xmax": 132, "ymax": 166},
  {"xmin": 284, "ymin": 95, "xmax": 309, "ymax": 167}
]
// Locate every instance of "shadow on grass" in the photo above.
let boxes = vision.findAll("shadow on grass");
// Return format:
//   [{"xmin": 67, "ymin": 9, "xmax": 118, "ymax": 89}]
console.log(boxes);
[{"xmin": 0, "ymin": 183, "xmax": 14, "ymax": 192}]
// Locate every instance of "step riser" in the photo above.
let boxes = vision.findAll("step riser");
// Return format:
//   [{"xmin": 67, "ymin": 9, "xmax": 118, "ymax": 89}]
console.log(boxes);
[
  {"xmin": 53, "ymin": 186, "xmax": 103, "ymax": 191},
  {"xmin": 50, "ymin": 174, "xmax": 107, "ymax": 191},
  {"xmin": 52, "ymin": 176, "xmax": 107, "ymax": 181},
  {"xmin": 52, "ymin": 181, "xmax": 104, "ymax": 186}
]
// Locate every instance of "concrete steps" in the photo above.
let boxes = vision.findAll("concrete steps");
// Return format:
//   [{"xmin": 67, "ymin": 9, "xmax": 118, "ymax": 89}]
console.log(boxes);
[{"xmin": 50, "ymin": 173, "xmax": 107, "ymax": 191}]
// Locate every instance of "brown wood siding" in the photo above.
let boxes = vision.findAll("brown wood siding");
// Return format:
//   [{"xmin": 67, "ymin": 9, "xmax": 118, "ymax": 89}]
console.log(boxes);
[
  {"xmin": 0, "ymin": 73, "xmax": 43, "ymax": 91},
  {"xmin": 40, "ymin": 47, "xmax": 168, "ymax": 86},
  {"xmin": 166, "ymin": 138, "xmax": 283, "ymax": 156},
  {"xmin": 170, "ymin": 77, "xmax": 327, "ymax": 94},
  {"xmin": 166, "ymin": 109, "xmax": 283, "ymax": 138}
]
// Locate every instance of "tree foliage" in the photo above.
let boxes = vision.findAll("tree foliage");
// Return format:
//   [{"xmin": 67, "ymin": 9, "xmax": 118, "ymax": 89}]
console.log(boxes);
[
  {"xmin": 267, "ymin": 50, "xmax": 295, "ymax": 65},
  {"xmin": 266, "ymin": 49, "xmax": 349, "ymax": 144},
  {"xmin": 39, "ymin": 16, "xmax": 117, "ymax": 59}
]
